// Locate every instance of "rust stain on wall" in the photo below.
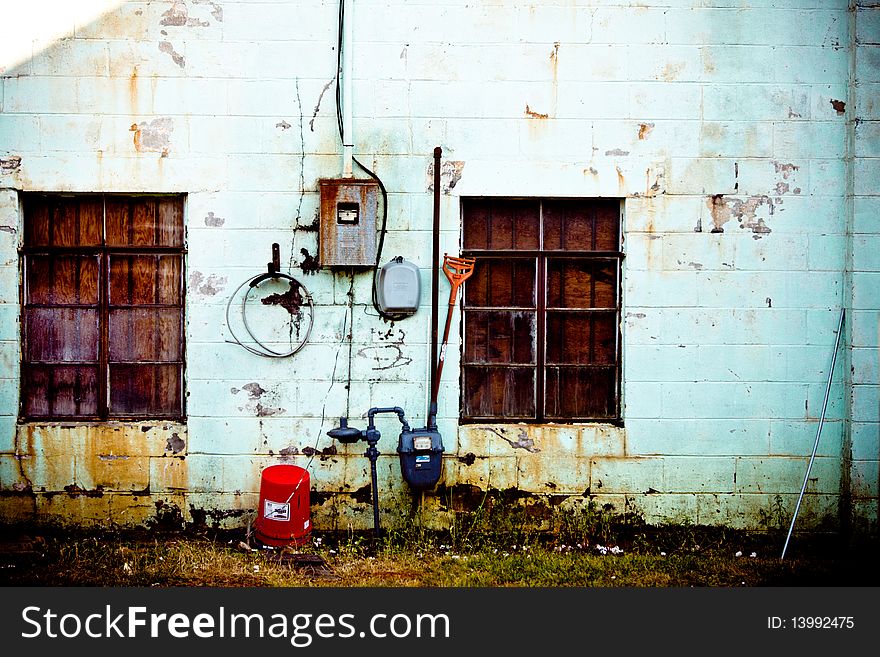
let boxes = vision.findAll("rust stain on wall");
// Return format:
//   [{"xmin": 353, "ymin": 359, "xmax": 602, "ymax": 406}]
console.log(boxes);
[
  {"xmin": 659, "ymin": 61, "xmax": 684, "ymax": 82},
  {"xmin": 128, "ymin": 67, "xmax": 139, "ymax": 111},
  {"xmin": 549, "ymin": 42, "xmax": 560, "ymax": 84},
  {"xmin": 645, "ymin": 165, "xmax": 664, "ymax": 197},
  {"xmin": 638, "ymin": 123, "xmax": 654, "ymax": 140},
  {"xmin": 11, "ymin": 424, "xmax": 188, "ymax": 525},
  {"xmin": 62, "ymin": 484, "xmax": 105, "ymax": 498},
  {"xmin": 524, "ymin": 104, "xmax": 549, "ymax": 119},
  {"xmin": 130, "ymin": 117, "xmax": 173, "ymax": 155}
]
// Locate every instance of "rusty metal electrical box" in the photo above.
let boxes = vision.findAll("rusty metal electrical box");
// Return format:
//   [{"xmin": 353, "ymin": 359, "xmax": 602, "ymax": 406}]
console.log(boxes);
[{"xmin": 319, "ymin": 179, "xmax": 378, "ymax": 268}]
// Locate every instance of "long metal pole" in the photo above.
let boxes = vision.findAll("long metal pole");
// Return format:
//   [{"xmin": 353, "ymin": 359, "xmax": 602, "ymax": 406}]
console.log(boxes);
[
  {"xmin": 428, "ymin": 146, "xmax": 441, "ymax": 429},
  {"xmin": 781, "ymin": 308, "xmax": 845, "ymax": 560},
  {"xmin": 369, "ymin": 455, "xmax": 380, "ymax": 537}
]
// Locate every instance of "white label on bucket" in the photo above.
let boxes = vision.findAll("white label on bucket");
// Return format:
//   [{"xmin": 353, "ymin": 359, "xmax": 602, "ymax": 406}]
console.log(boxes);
[{"xmin": 264, "ymin": 499, "xmax": 290, "ymax": 521}]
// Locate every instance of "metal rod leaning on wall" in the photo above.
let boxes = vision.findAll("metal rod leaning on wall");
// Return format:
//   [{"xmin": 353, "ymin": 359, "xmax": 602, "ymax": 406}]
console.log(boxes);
[
  {"xmin": 428, "ymin": 146, "xmax": 441, "ymax": 428},
  {"xmin": 780, "ymin": 308, "xmax": 846, "ymax": 561}
]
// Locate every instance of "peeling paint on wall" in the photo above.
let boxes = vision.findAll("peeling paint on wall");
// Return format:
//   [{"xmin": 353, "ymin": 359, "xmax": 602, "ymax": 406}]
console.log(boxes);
[
  {"xmin": 161, "ymin": 1, "xmax": 210, "ymax": 27},
  {"xmin": 488, "ymin": 427, "xmax": 541, "ymax": 453},
  {"xmin": 772, "ymin": 161, "xmax": 799, "ymax": 179},
  {"xmin": 310, "ymin": 78, "xmax": 335, "ymax": 132},
  {"xmin": 254, "ymin": 403, "xmax": 285, "ymax": 417},
  {"xmin": 188, "ymin": 271, "xmax": 227, "ymax": 296},
  {"xmin": 130, "ymin": 117, "xmax": 174, "ymax": 154},
  {"xmin": 158, "ymin": 41, "xmax": 185, "ymax": 68},
  {"xmin": 204, "ymin": 212, "xmax": 225, "ymax": 227},
  {"xmin": 166, "ymin": 433, "xmax": 186, "ymax": 454},
  {"xmin": 261, "ymin": 281, "xmax": 303, "ymax": 315},
  {"xmin": 195, "ymin": 0, "xmax": 224, "ymax": 23},
  {"xmin": 357, "ymin": 344, "xmax": 412, "ymax": 370},
  {"xmin": 241, "ymin": 383, "xmax": 266, "ymax": 399},
  {"xmin": 231, "ymin": 384, "xmax": 286, "ymax": 417},
  {"xmin": 299, "ymin": 248, "xmax": 319, "ymax": 274},
  {"xmin": 830, "ymin": 99, "xmax": 846, "ymax": 115},
  {"xmin": 0, "ymin": 155, "xmax": 22, "ymax": 172},
  {"xmin": 426, "ymin": 160, "xmax": 465, "ymax": 195},
  {"xmin": 707, "ymin": 194, "xmax": 775, "ymax": 238}
]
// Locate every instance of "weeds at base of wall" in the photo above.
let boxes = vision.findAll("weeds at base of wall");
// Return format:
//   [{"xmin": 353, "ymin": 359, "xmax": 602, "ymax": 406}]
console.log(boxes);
[
  {"xmin": 377, "ymin": 495, "xmax": 788, "ymax": 558},
  {"xmin": 1, "ymin": 489, "xmax": 868, "ymax": 561},
  {"xmin": 2, "ymin": 520, "xmax": 877, "ymax": 587}
]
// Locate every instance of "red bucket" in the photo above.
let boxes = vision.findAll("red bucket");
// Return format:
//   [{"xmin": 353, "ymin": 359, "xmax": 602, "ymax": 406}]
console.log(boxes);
[{"xmin": 254, "ymin": 464, "xmax": 311, "ymax": 547}]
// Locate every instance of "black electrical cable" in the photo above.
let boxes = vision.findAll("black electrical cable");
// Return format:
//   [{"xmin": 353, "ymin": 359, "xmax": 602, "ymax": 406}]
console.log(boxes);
[{"xmin": 335, "ymin": 0, "xmax": 408, "ymax": 323}]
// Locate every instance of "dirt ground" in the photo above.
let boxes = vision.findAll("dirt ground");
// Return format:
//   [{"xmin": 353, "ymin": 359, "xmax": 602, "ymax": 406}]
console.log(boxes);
[{"xmin": 1, "ymin": 523, "xmax": 877, "ymax": 587}]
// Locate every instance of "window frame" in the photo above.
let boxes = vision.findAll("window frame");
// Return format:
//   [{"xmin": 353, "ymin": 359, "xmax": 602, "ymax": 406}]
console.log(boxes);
[
  {"xmin": 460, "ymin": 197, "xmax": 624, "ymax": 425},
  {"xmin": 19, "ymin": 193, "xmax": 187, "ymax": 422}
]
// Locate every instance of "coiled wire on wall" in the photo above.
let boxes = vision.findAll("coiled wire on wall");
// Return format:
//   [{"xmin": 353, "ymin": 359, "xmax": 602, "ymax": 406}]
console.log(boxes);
[{"xmin": 225, "ymin": 271, "xmax": 315, "ymax": 358}]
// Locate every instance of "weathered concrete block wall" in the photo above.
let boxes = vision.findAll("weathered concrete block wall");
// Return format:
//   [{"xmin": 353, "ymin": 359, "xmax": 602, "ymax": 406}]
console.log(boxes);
[
  {"xmin": 851, "ymin": 0, "xmax": 880, "ymax": 533},
  {"xmin": 0, "ymin": 0, "xmax": 875, "ymax": 533}
]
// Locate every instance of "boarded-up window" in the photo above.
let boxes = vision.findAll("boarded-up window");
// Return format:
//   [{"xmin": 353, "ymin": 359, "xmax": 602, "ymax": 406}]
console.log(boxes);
[
  {"xmin": 21, "ymin": 194, "xmax": 185, "ymax": 420},
  {"xmin": 462, "ymin": 198, "xmax": 621, "ymax": 422}
]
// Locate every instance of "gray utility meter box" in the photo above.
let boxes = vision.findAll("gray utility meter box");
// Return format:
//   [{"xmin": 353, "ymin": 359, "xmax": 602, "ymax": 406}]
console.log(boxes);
[
  {"xmin": 377, "ymin": 258, "xmax": 420, "ymax": 315},
  {"xmin": 319, "ymin": 178, "xmax": 378, "ymax": 268}
]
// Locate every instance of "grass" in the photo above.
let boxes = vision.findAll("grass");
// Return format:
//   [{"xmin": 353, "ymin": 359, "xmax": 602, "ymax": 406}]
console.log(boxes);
[{"xmin": 1, "ymin": 520, "xmax": 877, "ymax": 587}]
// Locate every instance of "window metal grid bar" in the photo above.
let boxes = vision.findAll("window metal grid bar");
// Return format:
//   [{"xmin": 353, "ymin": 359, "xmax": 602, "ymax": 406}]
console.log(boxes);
[
  {"xmin": 20, "ymin": 194, "xmax": 186, "ymax": 422},
  {"xmin": 461, "ymin": 198, "xmax": 623, "ymax": 423},
  {"xmin": 536, "ymin": 203, "xmax": 546, "ymax": 422}
]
